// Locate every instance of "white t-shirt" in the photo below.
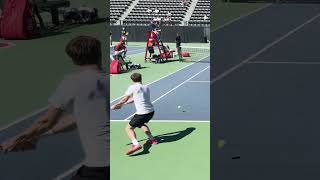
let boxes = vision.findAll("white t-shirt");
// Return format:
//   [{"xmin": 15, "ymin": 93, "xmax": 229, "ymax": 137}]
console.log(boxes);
[
  {"xmin": 49, "ymin": 69, "xmax": 109, "ymax": 167},
  {"xmin": 125, "ymin": 83, "xmax": 154, "ymax": 115}
]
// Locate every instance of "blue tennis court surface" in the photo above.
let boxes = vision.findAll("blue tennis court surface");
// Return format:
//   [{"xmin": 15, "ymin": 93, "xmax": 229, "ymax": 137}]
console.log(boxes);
[
  {"xmin": 110, "ymin": 56, "xmax": 210, "ymax": 121},
  {"xmin": 213, "ymin": 4, "xmax": 320, "ymax": 180},
  {"xmin": 110, "ymin": 46, "xmax": 145, "ymax": 55},
  {"xmin": 0, "ymin": 48, "xmax": 209, "ymax": 180},
  {"xmin": 3, "ymin": 3, "xmax": 320, "ymax": 180}
]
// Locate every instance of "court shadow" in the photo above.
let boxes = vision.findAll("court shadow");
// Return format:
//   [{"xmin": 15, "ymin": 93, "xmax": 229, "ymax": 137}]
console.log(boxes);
[{"xmin": 129, "ymin": 127, "xmax": 196, "ymax": 157}]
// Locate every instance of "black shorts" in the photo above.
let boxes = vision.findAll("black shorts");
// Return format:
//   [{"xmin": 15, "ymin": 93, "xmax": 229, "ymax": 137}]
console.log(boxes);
[
  {"xmin": 71, "ymin": 166, "xmax": 109, "ymax": 180},
  {"xmin": 129, "ymin": 111, "xmax": 154, "ymax": 128}
]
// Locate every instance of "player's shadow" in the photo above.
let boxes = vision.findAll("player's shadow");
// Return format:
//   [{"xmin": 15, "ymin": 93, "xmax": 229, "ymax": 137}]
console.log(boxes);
[{"xmin": 129, "ymin": 127, "xmax": 196, "ymax": 157}]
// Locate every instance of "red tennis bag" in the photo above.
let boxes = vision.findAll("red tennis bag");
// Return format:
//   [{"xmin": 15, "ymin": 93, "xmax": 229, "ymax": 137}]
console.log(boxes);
[
  {"xmin": 110, "ymin": 60, "xmax": 121, "ymax": 74},
  {"xmin": 160, "ymin": 50, "xmax": 172, "ymax": 59},
  {"xmin": 0, "ymin": 13, "xmax": 2, "ymax": 37},
  {"xmin": 181, "ymin": 52, "xmax": 190, "ymax": 57},
  {"xmin": 0, "ymin": 0, "xmax": 39, "ymax": 39}
]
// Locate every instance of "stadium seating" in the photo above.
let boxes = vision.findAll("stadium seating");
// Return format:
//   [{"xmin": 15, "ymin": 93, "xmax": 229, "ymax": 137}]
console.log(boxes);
[
  {"xmin": 124, "ymin": 0, "xmax": 191, "ymax": 25},
  {"xmin": 110, "ymin": 0, "xmax": 210, "ymax": 26},
  {"xmin": 188, "ymin": 0, "xmax": 210, "ymax": 26},
  {"xmin": 110, "ymin": 0, "xmax": 133, "ymax": 23}
]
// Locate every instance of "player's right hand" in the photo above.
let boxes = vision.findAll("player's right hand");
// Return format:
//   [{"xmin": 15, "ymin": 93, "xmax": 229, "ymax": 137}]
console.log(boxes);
[
  {"xmin": 111, "ymin": 104, "xmax": 122, "ymax": 110},
  {"xmin": 0, "ymin": 135, "xmax": 37, "ymax": 153}
]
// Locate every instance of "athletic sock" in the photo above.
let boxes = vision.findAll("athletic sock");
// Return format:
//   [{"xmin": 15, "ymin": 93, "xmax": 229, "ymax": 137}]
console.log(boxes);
[{"xmin": 131, "ymin": 138, "xmax": 139, "ymax": 146}]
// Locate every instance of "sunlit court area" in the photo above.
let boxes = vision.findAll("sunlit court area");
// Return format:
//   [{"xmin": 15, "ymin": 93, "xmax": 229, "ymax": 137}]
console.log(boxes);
[{"xmin": 0, "ymin": 0, "xmax": 284, "ymax": 179}]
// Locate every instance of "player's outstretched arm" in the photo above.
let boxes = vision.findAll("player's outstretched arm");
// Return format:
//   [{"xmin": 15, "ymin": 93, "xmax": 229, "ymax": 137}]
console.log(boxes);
[
  {"xmin": 125, "ymin": 96, "xmax": 134, "ymax": 104},
  {"xmin": 0, "ymin": 104, "xmax": 62, "ymax": 153},
  {"xmin": 111, "ymin": 96, "xmax": 130, "ymax": 110},
  {"xmin": 43, "ymin": 114, "xmax": 77, "ymax": 136}
]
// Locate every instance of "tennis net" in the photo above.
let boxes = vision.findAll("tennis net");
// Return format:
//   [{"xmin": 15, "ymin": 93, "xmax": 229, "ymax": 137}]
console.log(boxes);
[{"xmin": 180, "ymin": 46, "xmax": 210, "ymax": 56}]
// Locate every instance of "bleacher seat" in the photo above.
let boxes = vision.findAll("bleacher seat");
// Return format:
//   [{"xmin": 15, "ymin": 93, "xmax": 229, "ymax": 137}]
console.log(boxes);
[
  {"xmin": 123, "ymin": 0, "xmax": 191, "ymax": 25},
  {"xmin": 110, "ymin": 0, "xmax": 133, "ymax": 23},
  {"xmin": 188, "ymin": 0, "xmax": 210, "ymax": 26},
  {"xmin": 109, "ymin": 0, "xmax": 210, "ymax": 26}
]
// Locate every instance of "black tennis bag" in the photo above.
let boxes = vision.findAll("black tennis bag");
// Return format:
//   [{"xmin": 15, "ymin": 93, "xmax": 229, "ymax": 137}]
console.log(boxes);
[
  {"xmin": 78, "ymin": 7, "xmax": 98, "ymax": 23},
  {"xmin": 63, "ymin": 7, "xmax": 98, "ymax": 24},
  {"xmin": 63, "ymin": 8, "xmax": 81, "ymax": 23}
]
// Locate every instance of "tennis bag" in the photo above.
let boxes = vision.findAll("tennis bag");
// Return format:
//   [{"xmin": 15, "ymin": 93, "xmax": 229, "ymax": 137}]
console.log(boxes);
[
  {"xmin": 161, "ymin": 46, "xmax": 172, "ymax": 59},
  {"xmin": 64, "ymin": 7, "xmax": 98, "ymax": 24},
  {"xmin": 78, "ymin": 7, "xmax": 98, "ymax": 23},
  {"xmin": 181, "ymin": 52, "xmax": 190, "ymax": 57},
  {"xmin": 110, "ymin": 60, "xmax": 121, "ymax": 74},
  {"xmin": 154, "ymin": 55, "xmax": 163, "ymax": 64},
  {"xmin": 63, "ymin": 8, "xmax": 82, "ymax": 23},
  {"xmin": 0, "ymin": 0, "xmax": 39, "ymax": 39},
  {"xmin": 0, "ymin": 12, "xmax": 2, "ymax": 37}
]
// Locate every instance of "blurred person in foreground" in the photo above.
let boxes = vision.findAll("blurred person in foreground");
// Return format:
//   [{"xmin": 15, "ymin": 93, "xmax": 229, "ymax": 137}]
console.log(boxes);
[{"xmin": 0, "ymin": 36, "xmax": 109, "ymax": 180}]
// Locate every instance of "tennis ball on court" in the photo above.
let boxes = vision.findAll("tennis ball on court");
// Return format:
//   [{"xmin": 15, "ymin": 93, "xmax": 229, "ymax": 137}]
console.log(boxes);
[
  {"xmin": 177, "ymin": 105, "xmax": 181, "ymax": 109},
  {"xmin": 217, "ymin": 139, "xmax": 226, "ymax": 149}
]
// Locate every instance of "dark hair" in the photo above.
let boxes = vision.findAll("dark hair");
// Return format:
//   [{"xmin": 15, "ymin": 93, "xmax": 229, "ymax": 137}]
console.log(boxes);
[
  {"xmin": 130, "ymin": 73, "xmax": 142, "ymax": 82},
  {"xmin": 65, "ymin": 36, "xmax": 102, "ymax": 70}
]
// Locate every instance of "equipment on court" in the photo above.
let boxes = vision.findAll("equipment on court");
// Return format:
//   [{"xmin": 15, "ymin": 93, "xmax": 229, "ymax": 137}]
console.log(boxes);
[
  {"xmin": 63, "ymin": 7, "xmax": 98, "ymax": 24},
  {"xmin": 217, "ymin": 139, "xmax": 226, "ymax": 149},
  {"xmin": 0, "ymin": 12, "xmax": 2, "ymax": 37},
  {"xmin": 173, "ymin": 46, "xmax": 210, "ymax": 59},
  {"xmin": 63, "ymin": 8, "xmax": 82, "ymax": 23},
  {"xmin": 110, "ymin": 59, "xmax": 121, "ymax": 74},
  {"xmin": 144, "ymin": 30, "xmax": 171, "ymax": 63},
  {"xmin": 128, "ymin": 63, "xmax": 141, "ymax": 69},
  {"xmin": 154, "ymin": 55, "xmax": 163, "ymax": 64},
  {"xmin": 110, "ymin": 55, "xmax": 142, "ymax": 74},
  {"xmin": 0, "ymin": 0, "xmax": 40, "ymax": 39},
  {"xmin": 181, "ymin": 52, "xmax": 190, "ymax": 57},
  {"xmin": 78, "ymin": 7, "xmax": 98, "ymax": 23}
]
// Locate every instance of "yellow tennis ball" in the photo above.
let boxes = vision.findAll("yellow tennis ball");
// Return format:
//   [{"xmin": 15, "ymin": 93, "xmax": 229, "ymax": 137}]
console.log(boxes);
[{"xmin": 217, "ymin": 139, "xmax": 226, "ymax": 149}]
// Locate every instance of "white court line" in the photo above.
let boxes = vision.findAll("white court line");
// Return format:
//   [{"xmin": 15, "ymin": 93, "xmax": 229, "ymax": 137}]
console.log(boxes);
[
  {"xmin": 111, "ymin": 120, "xmax": 210, "ymax": 123},
  {"xmin": 10, "ymin": 4, "xmax": 271, "ymax": 178},
  {"xmin": 212, "ymin": 12, "xmax": 320, "ymax": 84},
  {"xmin": 0, "ymin": 56, "xmax": 209, "ymax": 133},
  {"xmin": 110, "ymin": 55, "xmax": 210, "ymax": 103},
  {"xmin": 52, "ymin": 161, "xmax": 84, "ymax": 180},
  {"xmin": 187, "ymin": 81, "xmax": 211, "ymax": 83},
  {"xmin": 213, "ymin": 4, "xmax": 272, "ymax": 31},
  {"xmin": 54, "ymin": 118, "xmax": 210, "ymax": 179},
  {"xmin": 111, "ymin": 48, "xmax": 145, "ymax": 55},
  {"xmin": 46, "ymin": 4, "xmax": 269, "ymax": 178},
  {"xmin": 247, "ymin": 61, "xmax": 320, "ymax": 65},
  {"xmin": 53, "ymin": 57, "xmax": 210, "ymax": 180},
  {"xmin": 1, "ymin": 1, "xmax": 268, "ymax": 133},
  {"xmin": 123, "ymin": 66, "xmax": 210, "ymax": 121},
  {"xmin": 53, "ymin": 119, "xmax": 210, "ymax": 179},
  {"xmin": 0, "ymin": 106, "xmax": 48, "ymax": 132},
  {"xmin": 2, "ymin": 0, "xmax": 267, "ymax": 132},
  {"xmin": 6, "ymin": 4, "xmax": 271, "ymax": 178}
]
